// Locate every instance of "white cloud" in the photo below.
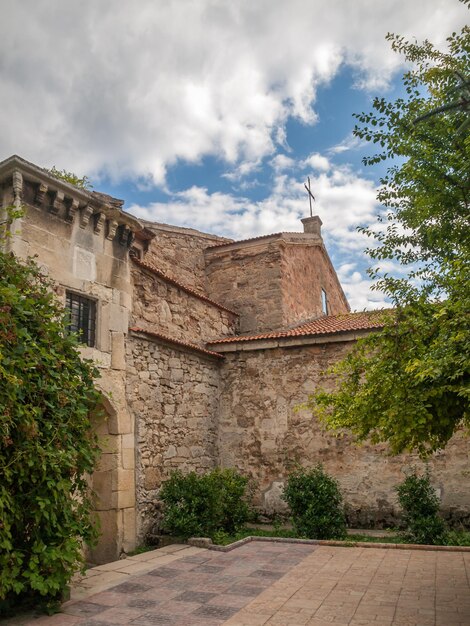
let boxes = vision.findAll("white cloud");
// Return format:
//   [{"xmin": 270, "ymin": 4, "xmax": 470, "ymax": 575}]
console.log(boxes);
[
  {"xmin": 130, "ymin": 163, "xmax": 379, "ymax": 243},
  {"xmin": 328, "ymin": 134, "xmax": 366, "ymax": 155},
  {"xmin": 0, "ymin": 0, "xmax": 467, "ymax": 181},
  {"xmin": 271, "ymin": 154, "xmax": 296, "ymax": 172},
  {"xmin": 302, "ymin": 153, "xmax": 331, "ymax": 172}
]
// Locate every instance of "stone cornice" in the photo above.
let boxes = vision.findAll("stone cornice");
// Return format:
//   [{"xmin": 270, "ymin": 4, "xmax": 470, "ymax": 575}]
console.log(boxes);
[{"xmin": 0, "ymin": 154, "xmax": 142, "ymax": 233}]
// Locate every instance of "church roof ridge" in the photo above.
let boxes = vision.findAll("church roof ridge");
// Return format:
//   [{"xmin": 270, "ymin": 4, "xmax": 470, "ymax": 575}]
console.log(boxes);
[{"xmin": 205, "ymin": 231, "xmax": 302, "ymax": 250}]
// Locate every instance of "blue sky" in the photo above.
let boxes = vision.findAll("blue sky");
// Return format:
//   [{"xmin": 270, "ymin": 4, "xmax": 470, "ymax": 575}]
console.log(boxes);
[{"xmin": 1, "ymin": 0, "xmax": 468, "ymax": 309}]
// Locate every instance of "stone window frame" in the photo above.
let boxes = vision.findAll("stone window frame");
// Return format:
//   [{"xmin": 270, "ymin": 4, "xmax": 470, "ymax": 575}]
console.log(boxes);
[{"xmin": 65, "ymin": 290, "xmax": 98, "ymax": 348}]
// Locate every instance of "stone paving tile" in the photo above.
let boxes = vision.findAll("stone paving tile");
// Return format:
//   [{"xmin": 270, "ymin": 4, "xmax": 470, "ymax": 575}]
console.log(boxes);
[
  {"xmin": 10, "ymin": 541, "xmax": 470, "ymax": 626},
  {"xmin": 192, "ymin": 603, "xmax": 240, "ymax": 620},
  {"xmin": 110, "ymin": 581, "xmax": 151, "ymax": 594},
  {"xmin": 61, "ymin": 602, "xmax": 109, "ymax": 618},
  {"xmin": 224, "ymin": 545, "xmax": 470, "ymax": 626},
  {"xmin": 36, "ymin": 541, "xmax": 314, "ymax": 626},
  {"xmin": 174, "ymin": 590, "xmax": 218, "ymax": 604}
]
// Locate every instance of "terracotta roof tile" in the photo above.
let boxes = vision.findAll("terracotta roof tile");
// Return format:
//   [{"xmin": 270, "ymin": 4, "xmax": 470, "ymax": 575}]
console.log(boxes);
[
  {"xmin": 130, "ymin": 327, "xmax": 225, "ymax": 359},
  {"xmin": 132, "ymin": 256, "xmax": 238, "ymax": 316},
  {"xmin": 207, "ymin": 311, "xmax": 389, "ymax": 345}
]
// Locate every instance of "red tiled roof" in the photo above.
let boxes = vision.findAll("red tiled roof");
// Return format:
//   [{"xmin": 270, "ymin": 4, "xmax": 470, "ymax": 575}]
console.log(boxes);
[
  {"xmin": 130, "ymin": 327, "xmax": 225, "ymax": 359},
  {"xmin": 132, "ymin": 257, "xmax": 238, "ymax": 316},
  {"xmin": 207, "ymin": 311, "xmax": 389, "ymax": 345}
]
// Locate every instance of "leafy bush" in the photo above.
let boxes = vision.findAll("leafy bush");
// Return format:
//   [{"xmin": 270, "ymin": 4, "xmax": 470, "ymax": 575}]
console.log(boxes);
[
  {"xmin": 282, "ymin": 465, "xmax": 346, "ymax": 540},
  {"xmin": 396, "ymin": 470, "xmax": 447, "ymax": 545},
  {"xmin": 0, "ymin": 250, "xmax": 100, "ymax": 613},
  {"xmin": 159, "ymin": 468, "xmax": 250, "ymax": 538}
]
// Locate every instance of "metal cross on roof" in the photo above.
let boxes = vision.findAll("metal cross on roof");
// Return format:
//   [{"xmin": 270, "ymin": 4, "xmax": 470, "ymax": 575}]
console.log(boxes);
[{"xmin": 304, "ymin": 176, "xmax": 315, "ymax": 217}]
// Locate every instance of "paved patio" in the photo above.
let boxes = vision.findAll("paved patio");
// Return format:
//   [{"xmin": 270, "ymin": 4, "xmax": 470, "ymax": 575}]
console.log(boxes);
[{"xmin": 5, "ymin": 541, "xmax": 470, "ymax": 626}]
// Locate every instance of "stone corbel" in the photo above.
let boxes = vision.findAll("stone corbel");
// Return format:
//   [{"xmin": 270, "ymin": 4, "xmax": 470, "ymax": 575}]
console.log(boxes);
[
  {"xmin": 106, "ymin": 219, "xmax": 118, "ymax": 240},
  {"xmin": 12, "ymin": 170, "xmax": 23, "ymax": 206},
  {"xmin": 50, "ymin": 190, "xmax": 64, "ymax": 214},
  {"xmin": 79, "ymin": 204, "xmax": 94, "ymax": 228},
  {"xmin": 66, "ymin": 198, "xmax": 79, "ymax": 222},
  {"xmin": 35, "ymin": 183, "xmax": 48, "ymax": 206},
  {"xmin": 93, "ymin": 211, "xmax": 106, "ymax": 234}
]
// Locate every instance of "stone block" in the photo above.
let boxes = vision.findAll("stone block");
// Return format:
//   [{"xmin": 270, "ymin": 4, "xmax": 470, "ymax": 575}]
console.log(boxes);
[
  {"xmin": 73, "ymin": 246, "xmax": 96, "ymax": 281},
  {"xmin": 163, "ymin": 445, "xmax": 177, "ymax": 459},
  {"xmin": 122, "ymin": 447, "xmax": 135, "ymax": 470},
  {"xmin": 172, "ymin": 368, "xmax": 184, "ymax": 382},
  {"xmin": 88, "ymin": 510, "xmax": 120, "ymax": 565},
  {"xmin": 96, "ymin": 452, "xmax": 119, "ymax": 473},
  {"xmin": 98, "ymin": 433, "xmax": 120, "ymax": 454},
  {"xmin": 121, "ymin": 433, "xmax": 134, "ymax": 450},
  {"xmin": 111, "ymin": 332, "xmax": 126, "ymax": 370},
  {"xmin": 120, "ymin": 290, "xmax": 132, "ymax": 310},
  {"xmin": 263, "ymin": 481, "xmax": 289, "ymax": 516},
  {"xmin": 144, "ymin": 467, "xmax": 161, "ymax": 490},
  {"xmin": 78, "ymin": 346, "xmax": 111, "ymax": 369},
  {"xmin": 109, "ymin": 303, "xmax": 129, "ymax": 333},
  {"xmin": 138, "ymin": 382, "xmax": 151, "ymax": 399},
  {"xmin": 122, "ymin": 507, "xmax": 136, "ymax": 553},
  {"xmin": 116, "ymin": 488, "xmax": 136, "ymax": 509},
  {"xmin": 92, "ymin": 471, "xmax": 114, "ymax": 510},
  {"xmin": 113, "ymin": 468, "xmax": 134, "ymax": 492},
  {"xmin": 107, "ymin": 409, "xmax": 132, "ymax": 435}
]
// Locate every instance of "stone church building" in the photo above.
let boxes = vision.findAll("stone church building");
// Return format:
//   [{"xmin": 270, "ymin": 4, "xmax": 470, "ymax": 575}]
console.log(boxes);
[{"xmin": 1, "ymin": 155, "xmax": 468, "ymax": 564}]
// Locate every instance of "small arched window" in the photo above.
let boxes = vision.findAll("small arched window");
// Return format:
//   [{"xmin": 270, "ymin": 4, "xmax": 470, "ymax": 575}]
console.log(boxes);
[{"xmin": 321, "ymin": 288, "xmax": 328, "ymax": 315}]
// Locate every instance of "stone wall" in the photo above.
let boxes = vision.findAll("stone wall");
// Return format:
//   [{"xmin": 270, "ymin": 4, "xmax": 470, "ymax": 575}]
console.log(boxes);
[
  {"xmin": 204, "ymin": 239, "xmax": 285, "ymax": 334},
  {"xmin": 204, "ymin": 234, "xmax": 350, "ymax": 335},
  {"xmin": 126, "ymin": 334, "xmax": 221, "ymax": 541},
  {"xmin": 0, "ymin": 158, "xmax": 141, "ymax": 563},
  {"xmin": 131, "ymin": 264, "xmax": 237, "ymax": 345},
  {"xmin": 218, "ymin": 342, "xmax": 470, "ymax": 527},
  {"xmin": 281, "ymin": 243, "xmax": 349, "ymax": 323},
  {"xmin": 142, "ymin": 221, "xmax": 230, "ymax": 292}
]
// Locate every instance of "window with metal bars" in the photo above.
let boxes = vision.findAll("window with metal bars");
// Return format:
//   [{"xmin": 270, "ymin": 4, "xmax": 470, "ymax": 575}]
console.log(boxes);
[{"xmin": 66, "ymin": 291, "xmax": 96, "ymax": 347}]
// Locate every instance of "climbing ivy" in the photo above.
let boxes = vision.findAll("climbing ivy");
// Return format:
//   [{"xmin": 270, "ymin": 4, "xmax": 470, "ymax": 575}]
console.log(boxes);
[{"xmin": 0, "ymin": 224, "xmax": 101, "ymax": 613}]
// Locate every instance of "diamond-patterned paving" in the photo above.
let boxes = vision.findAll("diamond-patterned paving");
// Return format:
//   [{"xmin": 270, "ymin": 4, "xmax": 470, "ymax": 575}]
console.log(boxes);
[{"xmin": 5, "ymin": 541, "xmax": 470, "ymax": 625}]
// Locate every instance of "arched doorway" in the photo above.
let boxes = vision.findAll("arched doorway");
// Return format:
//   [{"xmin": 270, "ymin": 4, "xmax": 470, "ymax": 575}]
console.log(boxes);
[{"xmin": 87, "ymin": 395, "xmax": 136, "ymax": 564}]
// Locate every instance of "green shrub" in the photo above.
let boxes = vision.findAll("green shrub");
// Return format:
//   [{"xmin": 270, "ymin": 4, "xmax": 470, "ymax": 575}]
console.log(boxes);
[
  {"xmin": 282, "ymin": 465, "xmax": 347, "ymax": 540},
  {"xmin": 0, "ymin": 250, "xmax": 100, "ymax": 613},
  {"xmin": 159, "ymin": 468, "xmax": 250, "ymax": 538},
  {"xmin": 396, "ymin": 470, "xmax": 447, "ymax": 545}
]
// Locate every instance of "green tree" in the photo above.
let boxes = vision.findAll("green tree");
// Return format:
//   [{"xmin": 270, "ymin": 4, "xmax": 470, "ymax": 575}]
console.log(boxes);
[
  {"xmin": 310, "ymin": 12, "xmax": 470, "ymax": 456},
  {"xmin": 0, "ymin": 210, "xmax": 101, "ymax": 613}
]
